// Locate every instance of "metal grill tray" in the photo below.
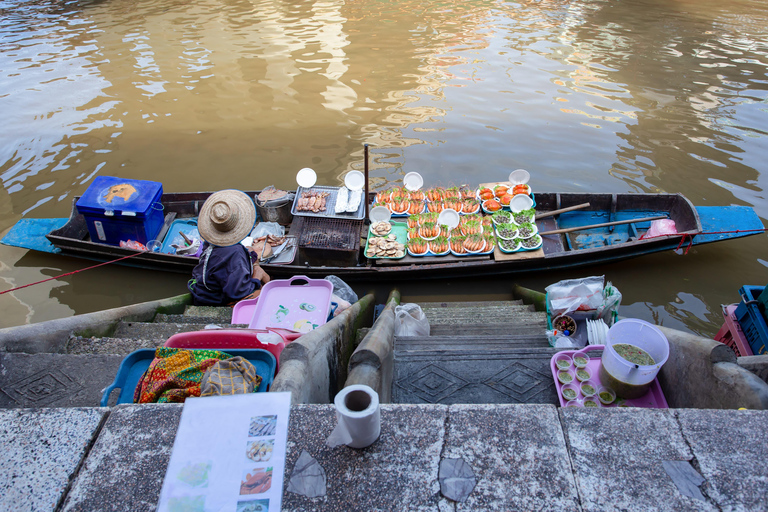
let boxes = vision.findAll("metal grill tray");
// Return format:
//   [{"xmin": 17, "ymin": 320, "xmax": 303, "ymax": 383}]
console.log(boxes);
[{"xmin": 291, "ymin": 186, "xmax": 365, "ymax": 220}]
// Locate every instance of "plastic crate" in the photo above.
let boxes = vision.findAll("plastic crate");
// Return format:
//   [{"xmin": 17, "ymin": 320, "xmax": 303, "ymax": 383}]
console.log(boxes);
[
  {"xmin": 734, "ymin": 286, "xmax": 768, "ymax": 356},
  {"xmin": 714, "ymin": 304, "xmax": 753, "ymax": 357},
  {"xmin": 100, "ymin": 348, "xmax": 276, "ymax": 406}
]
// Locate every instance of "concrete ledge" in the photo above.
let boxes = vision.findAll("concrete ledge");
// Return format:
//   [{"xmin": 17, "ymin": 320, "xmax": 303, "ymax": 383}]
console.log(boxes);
[
  {"xmin": 0, "ymin": 294, "xmax": 192, "ymax": 354},
  {"xmin": 345, "ymin": 290, "xmax": 400, "ymax": 402},
  {"xmin": 657, "ymin": 325, "xmax": 768, "ymax": 409},
  {"xmin": 2, "ymin": 404, "xmax": 767, "ymax": 511},
  {"xmin": 62, "ymin": 404, "xmax": 183, "ymax": 512},
  {"xmin": 446, "ymin": 404, "xmax": 579, "ymax": 511},
  {"xmin": 271, "ymin": 294, "xmax": 374, "ymax": 404},
  {"xmin": 0, "ymin": 407, "xmax": 108, "ymax": 512},
  {"xmin": 675, "ymin": 408, "xmax": 768, "ymax": 511},
  {"xmin": 738, "ymin": 354, "xmax": 768, "ymax": 383}
]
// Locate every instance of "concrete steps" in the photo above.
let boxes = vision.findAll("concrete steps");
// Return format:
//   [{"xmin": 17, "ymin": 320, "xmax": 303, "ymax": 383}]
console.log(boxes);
[
  {"xmin": 392, "ymin": 299, "xmax": 556, "ymax": 405},
  {"xmin": 0, "ymin": 304, "xmax": 242, "ymax": 409}
]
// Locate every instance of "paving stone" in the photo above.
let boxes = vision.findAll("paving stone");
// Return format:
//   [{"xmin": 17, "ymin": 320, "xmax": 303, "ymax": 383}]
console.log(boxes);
[
  {"xmin": 0, "ymin": 353, "xmax": 124, "ymax": 409},
  {"xmin": 282, "ymin": 404, "xmax": 446, "ymax": 511},
  {"xmin": 0, "ymin": 407, "xmax": 107, "ymax": 512},
  {"xmin": 393, "ymin": 348, "xmax": 559, "ymax": 404},
  {"xmin": 61, "ymin": 404, "xmax": 183, "ymax": 512},
  {"xmin": 445, "ymin": 404, "xmax": 579, "ymax": 511},
  {"xmin": 675, "ymin": 408, "xmax": 768, "ymax": 511},
  {"xmin": 561, "ymin": 408, "xmax": 711, "ymax": 512}
]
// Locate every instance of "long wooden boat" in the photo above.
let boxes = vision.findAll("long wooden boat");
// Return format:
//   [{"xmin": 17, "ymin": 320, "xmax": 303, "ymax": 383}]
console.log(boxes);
[{"xmin": 2, "ymin": 191, "xmax": 763, "ymax": 281}]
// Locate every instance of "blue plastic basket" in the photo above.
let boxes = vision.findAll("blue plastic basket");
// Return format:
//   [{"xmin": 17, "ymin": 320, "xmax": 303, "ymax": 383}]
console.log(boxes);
[
  {"xmin": 100, "ymin": 348, "xmax": 277, "ymax": 406},
  {"xmin": 734, "ymin": 285, "xmax": 768, "ymax": 356}
]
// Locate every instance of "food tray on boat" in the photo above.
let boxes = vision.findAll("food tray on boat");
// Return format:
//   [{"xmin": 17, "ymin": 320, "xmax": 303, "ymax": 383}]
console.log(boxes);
[
  {"xmin": 550, "ymin": 344, "xmax": 668, "ymax": 409},
  {"xmin": 365, "ymin": 221, "xmax": 407, "ymax": 259},
  {"xmin": 100, "ymin": 348, "xmax": 276, "ymax": 406},
  {"xmin": 292, "ymin": 185, "xmax": 365, "ymax": 220},
  {"xmin": 160, "ymin": 218, "xmax": 200, "ymax": 255}
]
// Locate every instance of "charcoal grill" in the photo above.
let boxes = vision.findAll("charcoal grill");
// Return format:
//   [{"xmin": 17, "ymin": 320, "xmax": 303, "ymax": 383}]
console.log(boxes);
[{"xmin": 293, "ymin": 216, "xmax": 363, "ymax": 267}]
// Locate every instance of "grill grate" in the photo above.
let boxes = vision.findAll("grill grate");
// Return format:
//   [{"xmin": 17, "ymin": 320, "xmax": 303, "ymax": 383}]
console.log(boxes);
[{"xmin": 296, "ymin": 217, "xmax": 362, "ymax": 251}]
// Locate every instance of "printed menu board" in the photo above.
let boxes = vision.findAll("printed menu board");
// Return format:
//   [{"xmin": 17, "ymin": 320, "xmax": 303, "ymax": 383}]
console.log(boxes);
[{"xmin": 156, "ymin": 392, "xmax": 291, "ymax": 512}]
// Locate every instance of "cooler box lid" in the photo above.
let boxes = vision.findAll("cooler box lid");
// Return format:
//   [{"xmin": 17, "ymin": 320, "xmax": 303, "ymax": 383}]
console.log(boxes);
[{"xmin": 76, "ymin": 176, "xmax": 163, "ymax": 218}]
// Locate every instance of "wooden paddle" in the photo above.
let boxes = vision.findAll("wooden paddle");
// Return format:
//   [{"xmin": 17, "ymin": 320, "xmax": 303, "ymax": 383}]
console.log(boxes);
[
  {"xmin": 539, "ymin": 215, "xmax": 669, "ymax": 236},
  {"xmin": 535, "ymin": 202, "xmax": 590, "ymax": 220}
]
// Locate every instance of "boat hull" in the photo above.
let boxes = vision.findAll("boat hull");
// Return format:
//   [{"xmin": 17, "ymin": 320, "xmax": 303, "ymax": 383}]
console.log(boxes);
[{"xmin": 0, "ymin": 190, "xmax": 758, "ymax": 281}]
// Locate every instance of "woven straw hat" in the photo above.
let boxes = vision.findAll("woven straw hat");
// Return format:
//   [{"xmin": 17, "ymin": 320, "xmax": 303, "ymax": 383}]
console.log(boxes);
[{"xmin": 197, "ymin": 190, "xmax": 256, "ymax": 246}]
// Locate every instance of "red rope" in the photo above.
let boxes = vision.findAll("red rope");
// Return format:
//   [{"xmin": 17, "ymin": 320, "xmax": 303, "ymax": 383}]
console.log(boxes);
[{"xmin": 0, "ymin": 251, "xmax": 146, "ymax": 295}]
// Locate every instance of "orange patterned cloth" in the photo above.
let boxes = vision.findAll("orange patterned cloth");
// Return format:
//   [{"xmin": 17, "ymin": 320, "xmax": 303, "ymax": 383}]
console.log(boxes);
[{"xmin": 134, "ymin": 347, "xmax": 234, "ymax": 403}]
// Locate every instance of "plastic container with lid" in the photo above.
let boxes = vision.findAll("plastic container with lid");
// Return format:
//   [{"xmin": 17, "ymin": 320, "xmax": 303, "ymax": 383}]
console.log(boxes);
[
  {"xmin": 599, "ymin": 318, "xmax": 670, "ymax": 399},
  {"xmin": 76, "ymin": 176, "xmax": 164, "ymax": 247}
]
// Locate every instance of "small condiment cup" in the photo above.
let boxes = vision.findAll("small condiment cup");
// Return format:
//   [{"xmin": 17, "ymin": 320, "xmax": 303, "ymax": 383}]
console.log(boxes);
[
  {"xmin": 564, "ymin": 399, "xmax": 582, "ymax": 408},
  {"xmin": 583, "ymin": 398, "xmax": 602, "ymax": 408},
  {"xmin": 575, "ymin": 366, "xmax": 592, "ymax": 382},
  {"xmin": 561, "ymin": 383, "xmax": 579, "ymax": 402},
  {"xmin": 557, "ymin": 370, "xmax": 575, "ymax": 385},
  {"xmin": 572, "ymin": 351, "xmax": 589, "ymax": 368},
  {"xmin": 580, "ymin": 379, "xmax": 598, "ymax": 397},
  {"xmin": 554, "ymin": 353, "xmax": 573, "ymax": 371},
  {"xmin": 597, "ymin": 386, "xmax": 616, "ymax": 405}
]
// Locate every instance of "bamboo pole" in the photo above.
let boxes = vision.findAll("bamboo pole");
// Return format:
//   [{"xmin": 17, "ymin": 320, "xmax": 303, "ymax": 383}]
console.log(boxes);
[
  {"xmin": 535, "ymin": 202, "xmax": 590, "ymax": 220},
  {"xmin": 539, "ymin": 215, "xmax": 668, "ymax": 236}
]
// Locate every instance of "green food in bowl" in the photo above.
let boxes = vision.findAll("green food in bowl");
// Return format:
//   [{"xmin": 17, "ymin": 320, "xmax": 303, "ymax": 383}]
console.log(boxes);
[
  {"xmin": 556, "ymin": 359, "xmax": 570, "ymax": 370},
  {"xmin": 581, "ymin": 384, "xmax": 595, "ymax": 396},
  {"xmin": 562, "ymin": 388, "xmax": 577, "ymax": 400},
  {"xmin": 584, "ymin": 399, "xmax": 599, "ymax": 408},
  {"xmin": 573, "ymin": 356, "xmax": 588, "ymax": 367},
  {"xmin": 558, "ymin": 371, "xmax": 573, "ymax": 384}
]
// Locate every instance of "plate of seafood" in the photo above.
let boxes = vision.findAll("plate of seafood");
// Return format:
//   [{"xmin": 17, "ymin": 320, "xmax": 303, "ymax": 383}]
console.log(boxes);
[{"xmin": 291, "ymin": 185, "xmax": 365, "ymax": 219}]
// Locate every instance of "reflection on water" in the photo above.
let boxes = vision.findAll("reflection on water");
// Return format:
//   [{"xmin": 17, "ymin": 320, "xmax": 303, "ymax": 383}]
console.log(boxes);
[{"xmin": 1, "ymin": 0, "xmax": 766, "ymax": 331}]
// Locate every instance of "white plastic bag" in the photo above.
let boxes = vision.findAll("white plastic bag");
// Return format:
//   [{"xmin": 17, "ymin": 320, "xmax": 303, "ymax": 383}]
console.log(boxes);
[
  {"xmin": 249, "ymin": 222, "xmax": 285, "ymax": 239},
  {"xmin": 394, "ymin": 303, "xmax": 430, "ymax": 337},
  {"xmin": 325, "ymin": 275, "xmax": 359, "ymax": 304},
  {"xmin": 545, "ymin": 276, "xmax": 605, "ymax": 318}
]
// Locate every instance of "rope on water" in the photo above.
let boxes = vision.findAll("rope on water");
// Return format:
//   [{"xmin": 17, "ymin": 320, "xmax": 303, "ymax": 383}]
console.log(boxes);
[{"xmin": 0, "ymin": 251, "xmax": 146, "ymax": 295}]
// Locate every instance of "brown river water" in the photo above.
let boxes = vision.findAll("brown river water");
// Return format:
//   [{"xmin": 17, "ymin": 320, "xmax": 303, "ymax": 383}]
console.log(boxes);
[{"xmin": 1, "ymin": 0, "xmax": 767, "ymax": 336}]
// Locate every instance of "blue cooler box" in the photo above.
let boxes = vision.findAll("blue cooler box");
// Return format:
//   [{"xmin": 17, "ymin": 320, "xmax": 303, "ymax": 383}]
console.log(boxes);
[{"xmin": 76, "ymin": 176, "xmax": 164, "ymax": 246}]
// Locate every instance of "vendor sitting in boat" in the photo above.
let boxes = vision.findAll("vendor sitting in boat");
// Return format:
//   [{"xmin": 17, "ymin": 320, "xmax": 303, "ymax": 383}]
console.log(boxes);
[{"xmin": 188, "ymin": 189, "xmax": 270, "ymax": 306}]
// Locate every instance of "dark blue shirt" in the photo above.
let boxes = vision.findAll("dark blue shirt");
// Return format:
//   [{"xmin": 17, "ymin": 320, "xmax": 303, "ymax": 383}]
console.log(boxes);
[{"xmin": 188, "ymin": 242, "xmax": 261, "ymax": 306}]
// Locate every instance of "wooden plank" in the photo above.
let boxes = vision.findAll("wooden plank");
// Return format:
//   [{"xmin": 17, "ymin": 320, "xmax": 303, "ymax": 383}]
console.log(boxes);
[
  {"xmin": 373, "ymin": 253, "xmax": 490, "ymax": 266},
  {"xmin": 493, "ymin": 245, "xmax": 545, "ymax": 262}
]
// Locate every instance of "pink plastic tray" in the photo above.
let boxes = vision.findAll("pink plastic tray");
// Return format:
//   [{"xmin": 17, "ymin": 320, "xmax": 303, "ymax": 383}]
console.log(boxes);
[
  {"xmin": 550, "ymin": 344, "xmax": 668, "ymax": 408},
  {"xmin": 248, "ymin": 275, "xmax": 333, "ymax": 333}
]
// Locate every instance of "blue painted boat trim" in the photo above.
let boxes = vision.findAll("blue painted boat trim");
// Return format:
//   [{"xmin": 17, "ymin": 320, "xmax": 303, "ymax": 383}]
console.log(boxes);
[
  {"xmin": 693, "ymin": 206, "xmax": 765, "ymax": 245},
  {"xmin": 0, "ymin": 218, "xmax": 67, "ymax": 253}
]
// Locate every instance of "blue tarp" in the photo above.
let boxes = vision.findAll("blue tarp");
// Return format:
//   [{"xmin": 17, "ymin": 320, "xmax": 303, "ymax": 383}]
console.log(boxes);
[{"xmin": 1, "ymin": 218, "xmax": 68, "ymax": 253}]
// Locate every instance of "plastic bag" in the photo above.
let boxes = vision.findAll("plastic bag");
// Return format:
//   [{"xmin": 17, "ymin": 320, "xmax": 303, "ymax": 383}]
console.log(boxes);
[
  {"xmin": 119, "ymin": 240, "xmax": 148, "ymax": 251},
  {"xmin": 546, "ymin": 330, "xmax": 580, "ymax": 349},
  {"xmin": 545, "ymin": 276, "xmax": 605, "ymax": 318},
  {"xmin": 596, "ymin": 281, "xmax": 622, "ymax": 325},
  {"xmin": 394, "ymin": 303, "xmax": 430, "ymax": 337},
  {"xmin": 329, "ymin": 294, "xmax": 352, "ymax": 317},
  {"xmin": 325, "ymin": 275, "xmax": 359, "ymax": 304},
  {"xmin": 255, "ymin": 186, "xmax": 293, "ymax": 206},
  {"xmin": 642, "ymin": 219, "xmax": 677, "ymax": 239},
  {"xmin": 249, "ymin": 222, "xmax": 285, "ymax": 239}
]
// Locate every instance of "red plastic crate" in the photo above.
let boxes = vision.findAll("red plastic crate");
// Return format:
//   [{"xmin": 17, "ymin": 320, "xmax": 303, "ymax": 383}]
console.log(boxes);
[{"xmin": 714, "ymin": 304, "xmax": 753, "ymax": 357}]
